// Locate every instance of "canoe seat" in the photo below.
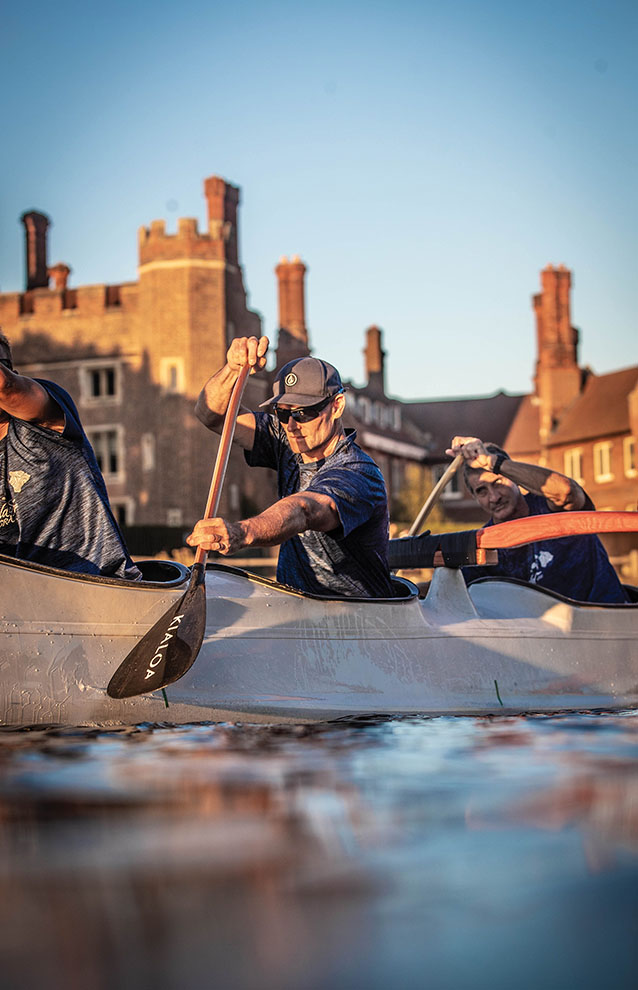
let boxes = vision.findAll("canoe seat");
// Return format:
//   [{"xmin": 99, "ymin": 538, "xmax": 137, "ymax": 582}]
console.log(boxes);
[
  {"xmin": 390, "ymin": 575, "xmax": 421, "ymax": 599},
  {"xmin": 136, "ymin": 559, "xmax": 191, "ymax": 585}
]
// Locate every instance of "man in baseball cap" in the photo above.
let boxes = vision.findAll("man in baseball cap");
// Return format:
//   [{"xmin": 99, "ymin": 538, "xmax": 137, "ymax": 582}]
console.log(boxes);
[
  {"xmin": 189, "ymin": 336, "xmax": 393, "ymax": 598},
  {"xmin": 260, "ymin": 356, "xmax": 343, "ymax": 409}
]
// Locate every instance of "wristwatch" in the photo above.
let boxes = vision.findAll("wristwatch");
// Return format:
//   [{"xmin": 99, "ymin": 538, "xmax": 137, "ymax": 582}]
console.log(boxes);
[{"xmin": 492, "ymin": 453, "xmax": 507, "ymax": 474}]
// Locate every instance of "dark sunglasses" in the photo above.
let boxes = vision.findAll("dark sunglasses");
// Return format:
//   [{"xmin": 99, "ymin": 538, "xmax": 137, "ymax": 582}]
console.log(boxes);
[{"xmin": 275, "ymin": 391, "xmax": 341, "ymax": 425}]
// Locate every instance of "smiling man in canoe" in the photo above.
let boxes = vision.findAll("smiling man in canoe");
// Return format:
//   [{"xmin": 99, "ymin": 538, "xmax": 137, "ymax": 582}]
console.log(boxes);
[
  {"xmin": 448, "ymin": 435, "xmax": 627, "ymax": 603},
  {"xmin": 188, "ymin": 336, "xmax": 394, "ymax": 598}
]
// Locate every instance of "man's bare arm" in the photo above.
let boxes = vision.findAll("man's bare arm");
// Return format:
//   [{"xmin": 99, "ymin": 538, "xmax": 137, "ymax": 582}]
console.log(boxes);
[
  {"xmin": 186, "ymin": 492, "xmax": 340, "ymax": 555},
  {"xmin": 447, "ymin": 435, "xmax": 586, "ymax": 511},
  {"xmin": 496, "ymin": 459, "xmax": 585, "ymax": 510},
  {"xmin": 194, "ymin": 335, "xmax": 269, "ymax": 451},
  {"xmin": 0, "ymin": 366, "xmax": 65, "ymax": 431}
]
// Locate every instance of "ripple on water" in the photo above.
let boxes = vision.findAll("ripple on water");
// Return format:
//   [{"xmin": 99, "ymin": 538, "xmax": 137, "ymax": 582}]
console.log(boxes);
[{"xmin": 0, "ymin": 711, "xmax": 636, "ymax": 990}]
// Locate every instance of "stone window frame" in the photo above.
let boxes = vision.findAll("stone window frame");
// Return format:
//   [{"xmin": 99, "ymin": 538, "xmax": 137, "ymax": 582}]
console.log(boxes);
[
  {"xmin": 563, "ymin": 447, "xmax": 584, "ymax": 485},
  {"xmin": 592, "ymin": 441, "xmax": 614, "ymax": 483},
  {"xmin": 623, "ymin": 436, "xmax": 637, "ymax": 478},
  {"xmin": 79, "ymin": 360, "xmax": 122, "ymax": 406},
  {"xmin": 358, "ymin": 396, "xmax": 372, "ymax": 424},
  {"xmin": 141, "ymin": 432, "xmax": 156, "ymax": 473},
  {"xmin": 432, "ymin": 462, "xmax": 462, "ymax": 500},
  {"xmin": 159, "ymin": 357, "xmax": 186, "ymax": 395},
  {"xmin": 110, "ymin": 497, "xmax": 135, "ymax": 527},
  {"xmin": 86, "ymin": 424, "xmax": 125, "ymax": 484}
]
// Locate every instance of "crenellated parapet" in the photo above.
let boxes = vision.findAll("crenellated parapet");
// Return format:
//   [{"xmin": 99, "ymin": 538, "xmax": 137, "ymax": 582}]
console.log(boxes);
[
  {"xmin": 0, "ymin": 283, "xmax": 136, "ymax": 323},
  {"xmin": 137, "ymin": 216, "xmax": 229, "ymax": 267},
  {"xmin": 138, "ymin": 176, "xmax": 241, "ymax": 269}
]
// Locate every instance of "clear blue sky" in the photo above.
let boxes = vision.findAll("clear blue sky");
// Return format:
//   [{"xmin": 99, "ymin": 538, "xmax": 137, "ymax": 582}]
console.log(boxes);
[{"xmin": 1, "ymin": 0, "xmax": 636, "ymax": 399}]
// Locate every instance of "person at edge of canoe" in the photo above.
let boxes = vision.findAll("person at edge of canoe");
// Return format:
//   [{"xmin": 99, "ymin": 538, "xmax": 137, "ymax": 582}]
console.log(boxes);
[
  {"xmin": 0, "ymin": 330, "xmax": 141, "ymax": 579},
  {"xmin": 187, "ymin": 335, "xmax": 394, "ymax": 598},
  {"xmin": 447, "ymin": 434, "xmax": 627, "ymax": 604}
]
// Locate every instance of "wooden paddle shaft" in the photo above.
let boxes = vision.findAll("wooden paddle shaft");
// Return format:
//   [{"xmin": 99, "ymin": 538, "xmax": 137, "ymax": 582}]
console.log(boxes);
[
  {"xmin": 195, "ymin": 363, "xmax": 251, "ymax": 566},
  {"xmin": 408, "ymin": 454, "xmax": 464, "ymax": 537},
  {"xmin": 477, "ymin": 510, "xmax": 638, "ymax": 549}
]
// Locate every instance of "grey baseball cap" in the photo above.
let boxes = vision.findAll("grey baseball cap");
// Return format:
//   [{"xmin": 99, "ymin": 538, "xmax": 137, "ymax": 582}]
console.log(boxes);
[{"xmin": 260, "ymin": 357, "xmax": 343, "ymax": 408}]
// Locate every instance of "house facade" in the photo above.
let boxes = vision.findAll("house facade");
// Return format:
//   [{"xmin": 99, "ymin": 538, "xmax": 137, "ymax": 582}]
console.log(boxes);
[
  {"xmin": 505, "ymin": 265, "xmax": 638, "ymax": 516},
  {"xmin": 402, "ymin": 265, "xmax": 637, "ymax": 578}
]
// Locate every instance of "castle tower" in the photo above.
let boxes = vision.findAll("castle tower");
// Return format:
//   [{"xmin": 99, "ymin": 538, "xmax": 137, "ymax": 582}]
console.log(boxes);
[
  {"xmin": 1, "ymin": 175, "xmax": 275, "ymax": 534},
  {"xmin": 364, "ymin": 325, "xmax": 386, "ymax": 396},
  {"xmin": 533, "ymin": 264, "xmax": 582, "ymax": 447},
  {"xmin": 204, "ymin": 176, "xmax": 240, "ymax": 267},
  {"xmin": 21, "ymin": 211, "xmax": 50, "ymax": 290},
  {"xmin": 274, "ymin": 256, "xmax": 311, "ymax": 369},
  {"xmin": 137, "ymin": 176, "xmax": 261, "ymax": 393},
  {"xmin": 136, "ymin": 176, "xmax": 264, "ymax": 521}
]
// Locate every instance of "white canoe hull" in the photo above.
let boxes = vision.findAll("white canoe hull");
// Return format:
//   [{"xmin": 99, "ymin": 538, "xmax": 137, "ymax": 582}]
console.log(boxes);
[{"xmin": 1, "ymin": 553, "xmax": 637, "ymax": 726}]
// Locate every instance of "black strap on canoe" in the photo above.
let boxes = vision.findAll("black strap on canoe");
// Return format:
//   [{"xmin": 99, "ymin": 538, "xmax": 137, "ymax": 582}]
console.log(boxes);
[{"xmin": 388, "ymin": 529, "xmax": 481, "ymax": 569}]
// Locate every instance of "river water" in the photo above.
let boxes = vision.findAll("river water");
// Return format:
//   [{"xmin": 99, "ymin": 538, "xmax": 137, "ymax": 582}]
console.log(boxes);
[{"xmin": 0, "ymin": 711, "xmax": 636, "ymax": 990}]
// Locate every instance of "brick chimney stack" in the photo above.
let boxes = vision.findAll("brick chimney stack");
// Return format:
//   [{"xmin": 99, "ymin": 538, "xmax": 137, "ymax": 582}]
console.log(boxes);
[
  {"xmin": 21, "ymin": 211, "xmax": 51, "ymax": 290},
  {"xmin": 276, "ymin": 256, "xmax": 307, "ymax": 338},
  {"xmin": 204, "ymin": 176, "xmax": 240, "ymax": 266},
  {"xmin": 48, "ymin": 263, "xmax": 71, "ymax": 291},
  {"xmin": 275, "ymin": 256, "xmax": 311, "ymax": 367},
  {"xmin": 364, "ymin": 325, "xmax": 386, "ymax": 396},
  {"xmin": 533, "ymin": 264, "xmax": 582, "ymax": 448}
]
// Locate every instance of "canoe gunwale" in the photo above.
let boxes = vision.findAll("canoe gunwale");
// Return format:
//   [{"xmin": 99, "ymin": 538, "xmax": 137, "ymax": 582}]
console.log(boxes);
[
  {"xmin": 0, "ymin": 552, "xmax": 191, "ymax": 589},
  {"xmin": 0, "ymin": 554, "xmax": 421, "ymax": 603},
  {"xmin": 468, "ymin": 574, "xmax": 638, "ymax": 610},
  {"xmin": 204, "ymin": 561, "xmax": 421, "ymax": 603}
]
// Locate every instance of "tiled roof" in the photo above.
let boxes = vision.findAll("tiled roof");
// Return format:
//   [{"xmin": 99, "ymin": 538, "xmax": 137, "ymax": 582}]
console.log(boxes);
[
  {"xmin": 549, "ymin": 365, "xmax": 638, "ymax": 445},
  {"xmin": 404, "ymin": 391, "xmax": 525, "ymax": 458},
  {"xmin": 504, "ymin": 394, "xmax": 539, "ymax": 455},
  {"xmin": 343, "ymin": 383, "xmax": 430, "ymax": 450}
]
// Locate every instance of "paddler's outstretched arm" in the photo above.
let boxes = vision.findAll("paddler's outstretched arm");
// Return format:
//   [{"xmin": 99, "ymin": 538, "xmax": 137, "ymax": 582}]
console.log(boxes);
[
  {"xmin": 194, "ymin": 335, "xmax": 269, "ymax": 451},
  {"xmin": 447, "ymin": 435, "xmax": 587, "ymax": 511},
  {"xmin": 186, "ymin": 492, "xmax": 340, "ymax": 556},
  {"xmin": 0, "ymin": 362, "xmax": 65, "ymax": 433}
]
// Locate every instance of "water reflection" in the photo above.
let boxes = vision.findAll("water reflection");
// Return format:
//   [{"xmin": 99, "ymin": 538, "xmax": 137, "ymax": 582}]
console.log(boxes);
[{"xmin": 0, "ymin": 713, "xmax": 636, "ymax": 990}]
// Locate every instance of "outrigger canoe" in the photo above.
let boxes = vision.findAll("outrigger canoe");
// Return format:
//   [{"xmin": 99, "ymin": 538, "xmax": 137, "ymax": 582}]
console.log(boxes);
[{"xmin": 1, "ymin": 511, "xmax": 637, "ymax": 727}]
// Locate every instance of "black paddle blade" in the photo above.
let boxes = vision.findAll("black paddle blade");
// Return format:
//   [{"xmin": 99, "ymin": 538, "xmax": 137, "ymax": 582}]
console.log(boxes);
[{"xmin": 107, "ymin": 565, "xmax": 207, "ymax": 699}]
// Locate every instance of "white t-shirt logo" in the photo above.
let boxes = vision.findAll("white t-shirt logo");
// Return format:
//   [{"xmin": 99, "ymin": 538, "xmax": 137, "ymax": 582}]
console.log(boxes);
[
  {"xmin": 530, "ymin": 549, "xmax": 554, "ymax": 583},
  {"xmin": 9, "ymin": 470, "xmax": 31, "ymax": 493}
]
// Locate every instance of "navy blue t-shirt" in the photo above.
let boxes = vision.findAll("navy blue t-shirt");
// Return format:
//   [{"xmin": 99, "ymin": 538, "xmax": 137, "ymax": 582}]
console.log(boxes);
[
  {"xmin": 0, "ymin": 380, "xmax": 141, "ymax": 579},
  {"xmin": 462, "ymin": 492, "xmax": 627, "ymax": 603},
  {"xmin": 245, "ymin": 414, "xmax": 393, "ymax": 597}
]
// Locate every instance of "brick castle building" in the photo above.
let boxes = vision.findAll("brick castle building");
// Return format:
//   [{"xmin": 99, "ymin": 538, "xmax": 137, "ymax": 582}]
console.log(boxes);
[
  {"xmin": 1, "ymin": 179, "xmax": 277, "ymax": 546},
  {"xmin": 1, "ymin": 176, "xmax": 430, "ymax": 550},
  {"xmin": 1, "ymin": 176, "xmax": 635, "ymax": 566}
]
